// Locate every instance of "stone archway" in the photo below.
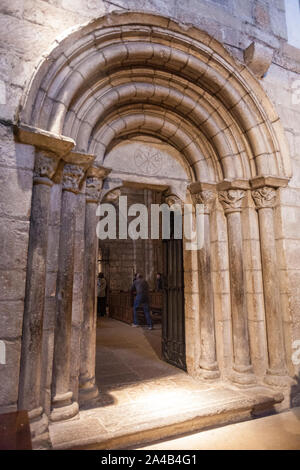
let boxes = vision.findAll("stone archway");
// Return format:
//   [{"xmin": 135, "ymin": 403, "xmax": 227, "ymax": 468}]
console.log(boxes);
[
  {"xmin": 15, "ymin": 11, "xmax": 293, "ymax": 447},
  {"xmin": 99, "ymin": 180, "xmax": 189, "ymax": 373}
]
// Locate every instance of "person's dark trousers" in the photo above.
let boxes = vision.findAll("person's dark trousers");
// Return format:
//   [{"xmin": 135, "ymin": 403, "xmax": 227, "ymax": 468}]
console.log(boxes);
[
  {"xmin": 133, "ymin": 294, "xmax": 152, "ymax": 327},
  {"xmin": 98, "ymin": 297, "xmax": 106, "ymax": 317}
]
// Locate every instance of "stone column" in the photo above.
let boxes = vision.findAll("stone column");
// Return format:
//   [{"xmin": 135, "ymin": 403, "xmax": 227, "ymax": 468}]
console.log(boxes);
[
  {"xmin": 18, "ymin": 150, "xmax": 60, "ymax": 444},
  {"xmin": 189, "ymin": 183, "xmax": 219, "ymax": 379},
  {"xmin": 218, "ymin": 180, "xmax": 255, "ymax": 385},
  {"xmin": 51, "ymin": 153, "xmax": 93, "ymax": 422},
  {"xmin": 14, "ymin": 127, "xmax": 75, "ymax": 444},
  {"xmin": 79, "ymin": 165, "xmax": 111, "ymax": 405},
  {"xmin": 41, "ymin": 182, "xmax": 62, "ymax": 417},
  {"xmin": 251, "ymin": 176, "xmax": 290, "ymax": 386}
]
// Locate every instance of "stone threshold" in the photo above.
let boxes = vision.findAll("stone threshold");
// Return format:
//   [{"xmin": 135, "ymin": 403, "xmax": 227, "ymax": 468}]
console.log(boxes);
[{"xmin": 49, "ymin": 385, "xmax": 284, "ymax": 450}]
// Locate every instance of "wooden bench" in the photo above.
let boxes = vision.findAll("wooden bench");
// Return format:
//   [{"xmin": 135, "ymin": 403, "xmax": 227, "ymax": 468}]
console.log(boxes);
[{"xmin": 109, "ymin": 291, "xmax": 163, "ymax": 324}]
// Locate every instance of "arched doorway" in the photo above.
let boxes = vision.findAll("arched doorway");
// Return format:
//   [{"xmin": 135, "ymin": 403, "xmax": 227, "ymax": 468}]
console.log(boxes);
[
  {"xmin": 97, "ymin": 134, "xmax": 191, "ymax": 373},
  {"xmin": 15, "ymin": 11, "xmax": 293, "ymax": 447}
]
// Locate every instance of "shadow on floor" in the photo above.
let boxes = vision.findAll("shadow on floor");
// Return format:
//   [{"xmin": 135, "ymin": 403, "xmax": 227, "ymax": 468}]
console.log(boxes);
[
  {"xmin": 80, "ymin": 317, "xmax": 184, "ymax": 411},
  {"xmin": 141, "ymin": 325, "xmax": 163, "ymax": 360}
]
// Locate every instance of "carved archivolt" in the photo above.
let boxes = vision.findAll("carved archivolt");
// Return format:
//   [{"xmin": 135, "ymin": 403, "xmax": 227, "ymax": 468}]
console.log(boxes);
[{"xmin": 20, "ymin": 12, "xmax": 291, "ymax": 184}]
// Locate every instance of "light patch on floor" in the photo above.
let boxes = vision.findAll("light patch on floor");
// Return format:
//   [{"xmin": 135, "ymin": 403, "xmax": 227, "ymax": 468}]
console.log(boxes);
[
  {"xmin": 136, "ymin": 408, "xmax": 300, "ymax": 450},
  {"xmin": 49, "ymin": 318, "xmax": 287, "ymax": 450}
]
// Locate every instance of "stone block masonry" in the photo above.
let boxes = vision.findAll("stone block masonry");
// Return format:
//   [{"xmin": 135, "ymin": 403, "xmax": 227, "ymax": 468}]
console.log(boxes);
[{"xmin": 0, "ymin": 0, "xmax": 299, "ymax": 448}]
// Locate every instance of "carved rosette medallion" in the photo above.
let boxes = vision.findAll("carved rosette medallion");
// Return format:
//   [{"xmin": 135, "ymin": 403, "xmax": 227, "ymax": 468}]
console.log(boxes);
[
  {"xmin": 218, "ymin": 189, "xmax": 245, "ymax": 214},
  {"xmin": 34, "ymin": 150, "xmax": 59, "ymax": 185},
  {"xmin": 252, "ymin": 187, "xmax": 277, "ymax": 209},
  {"xmin": 134, "ymin": 147, "xmax": 162, "ymax": 176},
  {"xmin": 62, "ymin": 164, "xmax": 85, "ymax": 194}
]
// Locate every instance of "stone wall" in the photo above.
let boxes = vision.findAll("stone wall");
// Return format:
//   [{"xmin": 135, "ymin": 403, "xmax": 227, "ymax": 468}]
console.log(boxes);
[
  {"xmin": 0, "ymin": 0, "xmax": 300, "ymax": 412},
  {"xmin": 100, "ymin": 186, "xmax": 163, "ymax": 293}
]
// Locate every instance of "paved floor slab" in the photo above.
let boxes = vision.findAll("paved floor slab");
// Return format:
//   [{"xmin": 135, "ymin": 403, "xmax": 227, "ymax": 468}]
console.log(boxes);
[
  {"xmin": 136, "ymin": 408, "xmax": 300, "ymax": 450},
  {"xmin": 49, "ymin": 318, "xmax": 284, "ymax": 450}
]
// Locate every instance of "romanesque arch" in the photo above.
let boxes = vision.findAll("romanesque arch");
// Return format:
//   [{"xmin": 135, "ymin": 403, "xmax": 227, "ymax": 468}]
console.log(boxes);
[{"xmin": 15, "ymin": 11, "xmax": 293, "ymax": 447}]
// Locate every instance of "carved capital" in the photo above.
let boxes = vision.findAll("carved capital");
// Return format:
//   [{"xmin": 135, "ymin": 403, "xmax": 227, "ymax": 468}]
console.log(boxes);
[
  {"xmin": 252, "ymin": 186, "xmax": 277, "ymax": 209},
  {"xmin": 86, "ymin": 176, "xmax": 103, "ymax": 203},
  {"xmin": 165, "ymin": 194, "xmax": 183, "ymax": 209},
  {"xmin": 86, "ymin": 165, "xmax": 111, "ymax": 203},
  {"xmin": 62, "ymin": 163, "xmax": 86, "ymax": 194},
  {"xmin": 34, "ymin": 150, "xmax": 60, "ymax": 185},
  {"xmin": 191, "ymin": 190, "xmax": 216, "ymax": 214},
  {"xmin": 218, "ymin": 189, "xmax": 245, "ymax": 214},
  {"xmin": 103, "ymin": 188, "xmax": 121, "ymax": 204}
]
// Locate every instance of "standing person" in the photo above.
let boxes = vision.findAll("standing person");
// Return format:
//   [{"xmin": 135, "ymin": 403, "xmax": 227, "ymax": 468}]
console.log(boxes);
[
  {"xmin": 97, "ymin": 272, "xmax": 107, "ymax": 317},
  {"xmin": 156, "ymin": 272, "xmax": 164, "ymax": 291},
  {"xmin": 131, "ymin": 273, "xmax": 153, "ymax": 330},
  {"xmin": 131, "ymin": 273, "xmax": 137, "ymax": 306}
]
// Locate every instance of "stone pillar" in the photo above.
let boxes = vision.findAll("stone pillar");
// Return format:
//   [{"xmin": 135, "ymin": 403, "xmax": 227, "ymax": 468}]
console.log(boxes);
[
  {"xmin": 251, "ymin": 176, "xmax": 290, "ymax": 386},
  {"xmin": 18, "ymin": 149, "xmax": 60, "ymax": 446},
  {"xmin": 51, "ymin": 153, "xmax": 93, "ymax": 422},
  {"xmin": 189, "ymin": 183, "xmax": 219, "ymax": 379},
  {"xmin": 79, "ymin": 165, "xmax": 111, "ymax": 405},
  {"xmin": 218, "ymin": 180, "xmax": 255, "ymax": 385},
  {"xmin": 41, "ymin": 182, "xmax": 62, "ymax": 417}
]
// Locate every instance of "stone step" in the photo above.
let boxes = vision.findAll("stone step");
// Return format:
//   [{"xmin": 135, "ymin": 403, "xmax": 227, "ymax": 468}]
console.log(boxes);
[{"xmin": 49, "ymin": 386, "xmax": 284, "ymax": 450}]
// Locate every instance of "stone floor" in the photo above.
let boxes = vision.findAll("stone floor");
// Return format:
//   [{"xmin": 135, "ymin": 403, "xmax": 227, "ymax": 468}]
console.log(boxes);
[
  {"xmin": 136, "ymin": 408, "xmax": 300, "ymax": 450},
  {"xmin": 49, "ymin": 318, "xmax": 285, "ymax": 450}
]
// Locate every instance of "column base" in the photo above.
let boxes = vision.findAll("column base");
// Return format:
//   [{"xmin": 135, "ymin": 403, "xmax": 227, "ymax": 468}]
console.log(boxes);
[
  {"xmin": 230, "ymin": 364, "xmax": 256, "ymax": 386},
  {"xmin": 264, "ymin": 369, "xmax": 293, "ymax": 387},
  {"xmin": 200, "ymin": 369, "xmax": 220, "ymax": 380},
  {"xmin": 50, "ymin": 392, "xmax": 79, "ymax": 422},
  {"xmin": 198, "ymin": 360, "xmax": 220, "ymax": 380},
  {"xmin": 28, "ymin": 407, "xmax": 51, "ymax": 449},
  {"xmin": 50, "ymin": 402, "xmax": 79, "ymax": 422},
  {"xmin": 79, "ymin": 382, "xmax": 99, "ymax": 405},
  {"xmin": 32, "ymin": 431, "xmax": 52, "ymax": 449}
]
